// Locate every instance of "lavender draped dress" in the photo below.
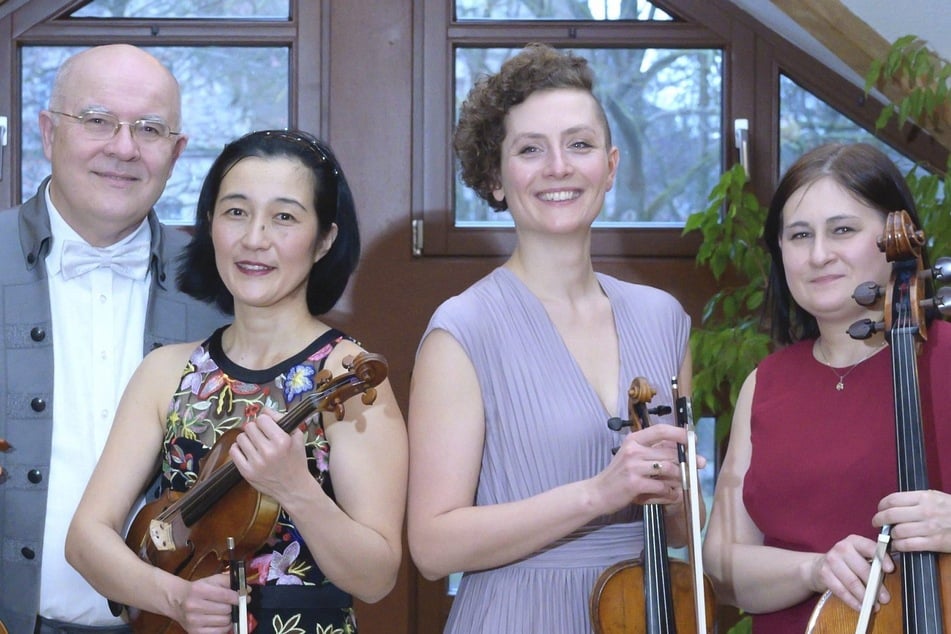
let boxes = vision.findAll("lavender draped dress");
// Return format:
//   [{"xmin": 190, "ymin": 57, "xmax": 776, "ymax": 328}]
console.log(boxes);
[{"xmin": 421, "ymin": 267, "xmax": 690, "ymax": 633}]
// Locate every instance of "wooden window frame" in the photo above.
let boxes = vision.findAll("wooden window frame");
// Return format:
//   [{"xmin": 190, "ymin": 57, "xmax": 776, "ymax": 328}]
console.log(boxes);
[
  {"xmin": 0, "ymin": 0, "xmax": 326, "ymax": 209},
  {"xmin": 411, "ymin": 0, "xmax": 947, "ymax": 260}
]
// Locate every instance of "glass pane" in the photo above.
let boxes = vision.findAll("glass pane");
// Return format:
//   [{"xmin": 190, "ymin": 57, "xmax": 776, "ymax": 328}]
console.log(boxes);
[
  {"xmin": 454, "ymin": 47, "xmax": 723, "ymax": 227},
  {"xmin": 71, "ymin": 0, "xmax": 289, "ymax": 19},
  {"xmin": 21, "ymin": 46, "xmax": 290, "ymax": 225},
  {"xmin": 779, "ymin": 74, "xmax": 918, "ymax": 176},
  {"xmin": 455, "ymin": 0, "xmax": 673, "ymax": 21}
]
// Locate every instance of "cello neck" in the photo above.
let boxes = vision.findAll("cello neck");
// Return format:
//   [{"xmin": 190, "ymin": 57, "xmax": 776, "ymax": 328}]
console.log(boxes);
[
  {"xmin": 889, "ymin": 300, "xmax": 944, "ymax": 633},
  {"xmin": 885, "ymin": 224, "xmax": 944, "ymax": 634}
]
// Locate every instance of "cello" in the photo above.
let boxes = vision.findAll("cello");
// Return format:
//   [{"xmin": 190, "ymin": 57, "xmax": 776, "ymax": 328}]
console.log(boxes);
[
  {"xmin": 589, "ymin": 376, "xmax": 715, "ymax": 633},
  {"xmin": 124, "ymin": 352, "xmax": 387, "ymax": 633},
  {"xmin": 807, "ymin": 210, "xmax": 951, "ymax": 633}
]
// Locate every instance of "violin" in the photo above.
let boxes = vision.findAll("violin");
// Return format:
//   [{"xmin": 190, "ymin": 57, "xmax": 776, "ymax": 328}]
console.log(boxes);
[
  {"xmin": 125, "ymin": 352, "xmax": 388, "ymax": 634},
  {"xmin": 589, "ymin": 377, "xmax": 715, "ymax": 634},
  {"xmin": 806, "ymin": 210, "xmax": 951, "ymax": 633}
]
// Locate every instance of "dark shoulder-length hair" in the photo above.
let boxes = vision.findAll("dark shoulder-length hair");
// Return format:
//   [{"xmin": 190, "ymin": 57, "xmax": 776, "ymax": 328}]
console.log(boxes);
[
  {"xmin": 763, "ymin": 142, "xmax": 926, "ymax": 344},
  {"xmin": 178, "ymin": 129, "xmax": 360, "ymax": 316},
  {"xmin": 453, "ymin": 42, "xmax": 611, "ymax": 212}
]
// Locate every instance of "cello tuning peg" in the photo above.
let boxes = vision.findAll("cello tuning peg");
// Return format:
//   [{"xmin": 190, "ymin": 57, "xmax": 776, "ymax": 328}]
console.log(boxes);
[
  {"xmin": 607, "ymin": 417, "xmax": 631, "ymax": 431},
  {"xmin": 928, "ymin": 286, "xmax": 951, "ymax": 317},
  {"xmin": 848, "ymin": 318, "xmax": 883, "ymax": 340},
  {"xmin": 648, "ymin": 405, "xmax": 672, "ymax": 416},
  {"xmin": 852, "ymin": 281, "xmax": 883, "ymax": 306},
  {"xmin": 929, "ymin": 256, "xmax": 951, "ymax": 282}
]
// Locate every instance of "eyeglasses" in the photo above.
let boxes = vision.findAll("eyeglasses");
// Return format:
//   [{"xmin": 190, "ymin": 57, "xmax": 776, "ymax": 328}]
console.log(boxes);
[{"xmin": 49, "ymin": 110, "xmax": 181, "ymax": 143}]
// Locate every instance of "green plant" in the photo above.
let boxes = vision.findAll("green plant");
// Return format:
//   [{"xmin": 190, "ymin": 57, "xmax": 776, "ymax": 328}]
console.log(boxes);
[
  {"xmin": 682, "ymin": 164, "xmax": 771, "ymax": 445},
  {"xmin": 865, "ymin": 35, "xmax": 951, "ymax": 261}
]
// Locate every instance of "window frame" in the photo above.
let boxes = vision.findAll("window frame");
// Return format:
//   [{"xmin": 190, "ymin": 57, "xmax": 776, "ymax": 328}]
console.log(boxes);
[
  {"xmin": 0, "ymin": 0, "xmax": 325, "ymax": 209},
  {"xmin": 411, "ymin": 0, "xmax": 948, "ymax": 259}
]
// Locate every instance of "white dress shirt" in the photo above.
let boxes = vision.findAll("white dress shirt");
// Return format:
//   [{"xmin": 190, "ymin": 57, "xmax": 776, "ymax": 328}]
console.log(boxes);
[{"xmin": 39, "ymin": 185, "xmax": 151, "ymax": 625}]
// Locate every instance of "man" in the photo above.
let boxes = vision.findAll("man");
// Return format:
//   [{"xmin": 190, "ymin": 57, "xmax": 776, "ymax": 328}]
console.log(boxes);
[{"xmin": 0, "ymin": 44, "xmax": 224, "ymax": 634}]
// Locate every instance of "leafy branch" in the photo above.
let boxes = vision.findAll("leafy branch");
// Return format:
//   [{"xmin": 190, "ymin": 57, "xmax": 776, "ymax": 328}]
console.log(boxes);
[{"xmin": 682, "ymin": 163, "xmax": 771, "ymax": 442}]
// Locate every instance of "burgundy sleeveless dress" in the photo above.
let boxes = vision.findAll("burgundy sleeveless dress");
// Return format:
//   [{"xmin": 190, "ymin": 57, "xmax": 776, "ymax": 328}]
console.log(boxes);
[{"xmin": 744, "ymin": 320, "xmax": 951, "ymax": 633}]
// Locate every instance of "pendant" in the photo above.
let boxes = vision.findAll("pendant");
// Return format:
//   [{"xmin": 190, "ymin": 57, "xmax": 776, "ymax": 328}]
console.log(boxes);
[{"xmin": 836, "ymin": 380, "xmax": 845, "ymax": 391}]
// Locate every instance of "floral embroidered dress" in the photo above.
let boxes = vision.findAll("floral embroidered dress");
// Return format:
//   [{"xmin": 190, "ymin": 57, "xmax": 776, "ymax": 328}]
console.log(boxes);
[{"xmin": 160, "ymin": 325, "xmax": 357, "ymax": 634}]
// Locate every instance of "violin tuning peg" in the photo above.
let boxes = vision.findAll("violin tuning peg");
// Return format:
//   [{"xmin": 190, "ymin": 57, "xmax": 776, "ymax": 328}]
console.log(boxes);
[
  {"xmin": 315, "ymin": 368, "xmax": 333, "ymax": 385},
  {"xmin": 606, "ymin": 417, "xmax": 630, "ymax": 431},
  {"xmin": 333, "ymin": 402, "xmax": 346, "ymax": 421},
  {"xmin": 361, "ymin": 387, "xmax": 377, "ymax": 405},
  {"xmin": 847, "ymin": 318, "xmax": 882, "ymax": 340},
  {"xmin": 852, "ymin": 281, "xmax": 883, "ymax": 306},
  {"xmin": 648, "ymin": 405, "xmax": 672, "ymax": 417}
]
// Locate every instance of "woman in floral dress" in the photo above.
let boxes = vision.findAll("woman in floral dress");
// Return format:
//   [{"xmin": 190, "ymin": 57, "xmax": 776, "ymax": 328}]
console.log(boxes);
[{"xmin": 67, "ymin": 130, "xmax": 407, "ymax": 634}]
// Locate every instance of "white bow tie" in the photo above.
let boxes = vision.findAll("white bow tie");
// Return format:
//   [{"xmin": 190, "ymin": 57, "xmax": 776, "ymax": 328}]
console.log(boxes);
[{"xmin": 60, "ymin": 239, "xmax": 151, "ymax": 281}]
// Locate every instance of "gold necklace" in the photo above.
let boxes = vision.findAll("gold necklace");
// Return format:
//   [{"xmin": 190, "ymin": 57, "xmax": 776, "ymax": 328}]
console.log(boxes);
[{"xmin": 815, "ymin": 342, "xmax": 885, "ymax": 391}]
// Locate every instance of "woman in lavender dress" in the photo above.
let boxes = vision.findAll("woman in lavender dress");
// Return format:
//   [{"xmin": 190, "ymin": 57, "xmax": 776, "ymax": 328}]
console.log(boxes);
[{"xmin": 407, "ymin": 44, "xmax": 703, "ymax": 633}]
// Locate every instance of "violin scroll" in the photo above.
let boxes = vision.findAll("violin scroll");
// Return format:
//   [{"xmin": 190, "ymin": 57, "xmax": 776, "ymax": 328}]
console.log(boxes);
[{"xmin": 311, "ymin": 352, "xmax": 387, "ymax": 421}]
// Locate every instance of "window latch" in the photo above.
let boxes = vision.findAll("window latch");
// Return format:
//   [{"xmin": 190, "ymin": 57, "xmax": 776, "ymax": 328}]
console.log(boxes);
[
  {"xmin": 0, "ymin": 116, "xmax": 7, "ymax": 182},
  {"xmin": 733, "ymin": 118, "xmax": 749, "ymax": 177}
]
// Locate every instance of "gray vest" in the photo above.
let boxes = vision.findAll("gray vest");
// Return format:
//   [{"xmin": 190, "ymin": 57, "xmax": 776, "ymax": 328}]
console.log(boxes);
[{"xmin": 0, "ymin": 180, "xmax": 226, "ymax": 633}]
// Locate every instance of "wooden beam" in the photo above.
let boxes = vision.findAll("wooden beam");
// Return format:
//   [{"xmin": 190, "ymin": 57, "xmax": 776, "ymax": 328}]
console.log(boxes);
[{"xmin": 772, "ymin": 0, "xmax": 951, "ymax": 152}]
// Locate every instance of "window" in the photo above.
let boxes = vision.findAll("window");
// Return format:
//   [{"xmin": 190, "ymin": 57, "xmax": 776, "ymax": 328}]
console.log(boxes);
[
  {"xmin": 454, "ymin": 46, "xmax": 722, "ymax": 228},
  {"xmin": 71, "ymin": 0, "xmax": 289, "ymax": 19},
  {"xmin": 414, "ymin": 0, "xmax": 946, "ymax": 259},
  {"xmin": 3, "ymin": 0, "xmax": 321, "ymax": 224},
  {"xmin": 414, "ymin": 0, "xmax": 733, "ymax": 257},
  {"xmin": 21, "ymin": 45, "xmax": 289, "ymax": 225},
  {"xmin": 779, "ymin": 74, "xmax": 917, "ymax": 176}
]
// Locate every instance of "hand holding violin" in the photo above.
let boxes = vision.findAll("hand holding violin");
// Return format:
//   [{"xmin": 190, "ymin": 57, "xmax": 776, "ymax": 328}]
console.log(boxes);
[
  {"xmin": 595, "ymin": 424, "xmax": 691, "ymax": 511},
  {"xmin": 229, "ymin": 407, "xmax": 315, "ymax": 504}
]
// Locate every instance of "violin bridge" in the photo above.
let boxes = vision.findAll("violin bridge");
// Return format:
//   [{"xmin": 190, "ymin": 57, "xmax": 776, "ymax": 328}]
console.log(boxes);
[{"xmin": 149, "ymin": 519, "xmax": 177, "ymax": 551}]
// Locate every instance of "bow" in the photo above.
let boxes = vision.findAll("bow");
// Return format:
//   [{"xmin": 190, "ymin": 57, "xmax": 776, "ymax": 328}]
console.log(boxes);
[{"xmin": 60, "ymin": 239, "xmax": 151, "ymax": 281}]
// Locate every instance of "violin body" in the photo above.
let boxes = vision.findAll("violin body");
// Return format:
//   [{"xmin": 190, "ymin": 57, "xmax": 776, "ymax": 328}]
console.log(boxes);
[
  {"xmin": 125, "ymin": 428, "xmax": 281, "ymax": 633},
  {"xmin": 591, "ymin": 558, "xmax": 716, "ymax": 634},
  {"xmin": 807, "ymin": 555, "xmax": 951, "ymax": 633}
]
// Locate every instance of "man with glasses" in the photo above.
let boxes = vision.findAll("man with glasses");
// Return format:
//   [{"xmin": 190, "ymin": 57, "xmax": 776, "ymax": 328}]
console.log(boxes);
[{"xmin": 0, "ymin": 44, "xmax": 224, "ymax": 634}]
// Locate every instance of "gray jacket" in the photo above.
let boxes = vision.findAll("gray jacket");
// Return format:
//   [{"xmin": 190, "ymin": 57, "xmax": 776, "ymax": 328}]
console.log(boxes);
[{"xmin": 0, "ymin": 179, "xmax": 226, "ymax": 633}]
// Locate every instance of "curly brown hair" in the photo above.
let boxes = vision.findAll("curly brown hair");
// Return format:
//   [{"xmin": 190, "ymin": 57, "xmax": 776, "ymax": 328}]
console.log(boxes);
[{"xmin": 453, "ymin": 43, "xmax": 611, "ymax": 211}]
